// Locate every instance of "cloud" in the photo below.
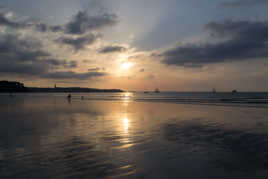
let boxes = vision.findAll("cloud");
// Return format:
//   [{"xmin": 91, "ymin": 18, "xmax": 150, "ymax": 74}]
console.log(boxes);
[
  {"xmin": 159, "ymin": 20, "xmax": 268, "ymax": 67},
  {"xmin": 0, "ymin": 33, "xmax": 105, "ymax": 80},
  {"xmin": 99, "ymin": 45, "xmax": 127, "ymax": 53},
  {"xmin": 88, "ymin": 67, "xmax": 101, "ymax": 72},
  {"xmin": 44, "ymin": 59, "xmax": 77, "ymax": 68},
  {"xmin": 0, "ymin": 4, "xmax": 117, "ymax": 81},
  {"xmin": 0, "ymin": 61, "xmax": 47, "ymax": 75},
  {"xmin": 0, "ymin": 34, "xmax": 76, "ymax": 66},
  {"xmin": 56, "ymin": 33, "xmax": 99, "ymax": 50},
  {"xmin": 65, "ymin": 11, "xmax": 118, "ymax": 35},
  {"xmin": 220, "ymin": 0, "xmax": 268, "ymax": 8},
  {"xmin": 0, "ymin": 12, "xmax": 26, "ymax": 29},
  {"xmin": 34, "ymin": 10, "xmax": 118, "ymax": 35},
  {"xmin": 34, "ymin": 22, "xmax": 63, "ymax": 33},
  {"xmin": 0, "ymin": 9, "xmax": 117, "ymax": 36},
  {"xmin": 0, "ymin": 12, "xmax": 64, "ymax": 34},
  {"xmin": 0, "ymin": 34, "xmax": 49, "ymax": 62},
  {"xmin": 42, "ymin": 71, "xmax": 106, "ymax": 80},
  {"xmin": 0, "ymin": 10, "xmax": 64, "ymax": 33}
]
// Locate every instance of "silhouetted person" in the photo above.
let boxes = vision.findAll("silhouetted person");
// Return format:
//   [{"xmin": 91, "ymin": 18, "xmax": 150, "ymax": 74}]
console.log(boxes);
[
  {"xmin": 67, "ymin": 94, "xmax": 72, "ymax": 99},
  {"xmin": 67, "ymin": 94, "xmax": 72, "ymax": 103},
  {"xmin": 81, "ymin": 96, "xmax": 84, "ymax": 100}
]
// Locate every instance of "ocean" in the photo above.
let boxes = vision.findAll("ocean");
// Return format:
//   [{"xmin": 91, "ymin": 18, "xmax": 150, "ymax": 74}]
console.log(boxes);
[
  {"xmin": 1, "ymin": 92, "xmax": 268, "ymax": 178},
  {"xmin": 14, "ymin": 91, "xmax": 268, "ymax": 107}
]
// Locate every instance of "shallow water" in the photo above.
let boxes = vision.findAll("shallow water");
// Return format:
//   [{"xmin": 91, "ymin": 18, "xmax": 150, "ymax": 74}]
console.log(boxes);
[
  {"xmin": 1, "ymin": 93, "xmax": 268, "ymax": 178},
  {"xmin": 3, "ymin": 91, "xmax": 268, "ymax": 107}
]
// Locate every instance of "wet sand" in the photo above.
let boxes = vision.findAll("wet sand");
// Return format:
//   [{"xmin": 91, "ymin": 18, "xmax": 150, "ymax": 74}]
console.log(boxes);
[{"xmin": 1, "ymin": 94, "xmax": 268, "ymax": 178}]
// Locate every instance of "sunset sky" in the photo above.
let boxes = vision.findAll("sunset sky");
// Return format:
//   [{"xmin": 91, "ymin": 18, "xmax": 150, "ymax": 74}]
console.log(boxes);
[{"xmin": 1, "ymin": 0, "xmax": 268, "ymax": 91}]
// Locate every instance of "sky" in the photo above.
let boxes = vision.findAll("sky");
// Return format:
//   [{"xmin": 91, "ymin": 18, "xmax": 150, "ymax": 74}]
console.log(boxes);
[{"xmin": 0, "ymin": 0, "xmax": 268, "ymax": 91}]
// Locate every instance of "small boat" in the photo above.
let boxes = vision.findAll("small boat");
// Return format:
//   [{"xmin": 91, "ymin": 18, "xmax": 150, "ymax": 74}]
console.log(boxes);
[
  {"xmin": 232, "ymin": 90, "xmax": 238, "ymax": 93},
  {"xmin": 154, "ymin": 88, "xmax": 160, "ymax": 93},
  {"xmin": 144, "ymin": 91, "xmax": 149, "ymax": 94}
]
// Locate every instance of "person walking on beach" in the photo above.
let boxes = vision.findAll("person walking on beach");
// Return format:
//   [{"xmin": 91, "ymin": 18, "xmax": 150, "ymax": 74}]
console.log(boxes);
[{"xmin": 67, "ymin": 94, "xmax": 72, "ymax": 99}]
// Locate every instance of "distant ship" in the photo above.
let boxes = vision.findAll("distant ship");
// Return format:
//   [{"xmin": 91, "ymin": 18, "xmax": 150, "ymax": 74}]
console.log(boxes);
[
  {"xmin": 154, "ymin": 88, "xmax": 160, "ymax": 93},
  {"xmin": 232, "ymin": 89, "xmax": 238, "ymax": 93},
  {"xmin": 144, "ymin": 87, "xmax": 150, "ymax": 94}
]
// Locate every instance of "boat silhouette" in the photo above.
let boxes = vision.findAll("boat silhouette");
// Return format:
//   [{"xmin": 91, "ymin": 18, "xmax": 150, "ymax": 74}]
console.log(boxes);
[{"xmin": 155, "ymin": 88, "xmax": 160, "ymax": 93}]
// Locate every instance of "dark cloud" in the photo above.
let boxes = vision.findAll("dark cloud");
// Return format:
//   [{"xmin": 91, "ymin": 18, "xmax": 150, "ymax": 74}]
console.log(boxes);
[
  {"xmin": 34, "ymin": 22, "xmax": 63, "ymax": 33},
  {"xmin": 0, "ymin": 35, "xmax": 48, "ymax": 75},
  {"xmin": 0, "ymin": 12, "xmax": 64, "ymax": 33},
  {"xmin": 56, "ymin": 33, "xmax": 99, "ymax": 50},
  {"xmin": 0, "ymin": 12, "xmax": 26, "ymax": 29},
  {"xmin": 0, "ymin": 12, "xmax": 62, "ymax": 34},
  {"xmin": 0, "ymin": 34, "xmax": 103, "ymax": 80},
  {"xmin": 0, "ymin": 9, "xmax": 119, "ymax": 55},
  {"xmin": 220, "ymin": 0, "xmax": 268, "ymax": 7},
  {"xmin": 0, "ymin": 34, "xmax": 49, "ymax": 61},
  {"xmin": 204, "ymin": 20, "xmax": 268, "ymax": 39},
  {"xmin": 65, "ymin": 11, "xmax": 118, "ymax": 35},
  {"xmin": 0, "ymin": 34, "xmax": 76, "ymax": 67},
  {"xmin": 0, "ymin": 10, "xmax": 118, "ymax": 53},
  {"xmin": 99, "ymin": 45, "xmax": 127, "ymax": 53},
  {"xmin": 0, "ymin": 9, "xmax": 117, "ymax": 37},
  {"xmin": 44, "ymin": 59, "xmax": 77, "ymax": 68},
  {"xmin": 68, "ymin": 60, "xmax": 77, "ymax": 68},
  {"xmin": 0, "ymin": 5, "xmax": 114, "ymax": 81},
  {"xmin": 0, "ymin": 61, "xmax": 47, "ymax": 75},
  {"xmin": 88, "ymin": 67, "xmax": 101, "ymax": 72},
  {"xmin": 160, "ymin": 20, "xmax": 268, "ymax": 67},
  {"xmin": 42, "ymin": 71, "xmax": 106, "ymax": 80}
]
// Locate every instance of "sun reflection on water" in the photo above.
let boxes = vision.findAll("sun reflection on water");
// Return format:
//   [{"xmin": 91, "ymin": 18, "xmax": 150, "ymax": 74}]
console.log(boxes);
[
  {"xmin": 122, "ymin": 92, "xmax": 133, "ymax": 106},
  {"xmin": 122, "ymin": 92, "xmax": 133, "ymax": 100},
  {"xmin": 123, "ymin": 116, "xmax": 129, "ymax": 132}
]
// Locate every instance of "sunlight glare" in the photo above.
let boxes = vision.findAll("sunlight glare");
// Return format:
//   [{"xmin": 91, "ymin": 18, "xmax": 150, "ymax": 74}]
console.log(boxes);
[
  {"xmin": 123, "ymin": 116, "xmax": 129, "ymax": 132},
  {"xmin": 121, "ymin": 62, "xmax": 133, "ymax": 70}
]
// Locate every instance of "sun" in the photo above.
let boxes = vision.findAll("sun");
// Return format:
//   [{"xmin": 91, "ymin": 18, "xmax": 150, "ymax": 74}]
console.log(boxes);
[{"xmin": 121, "ymin": 62, "xmax": 133, "ymax": 70}]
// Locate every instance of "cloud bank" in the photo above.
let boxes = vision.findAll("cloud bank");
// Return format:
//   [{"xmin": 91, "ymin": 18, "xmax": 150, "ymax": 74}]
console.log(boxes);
[
  {"xmin": 57, "ymin": 33, "xmax": 100, "ymax": 50},
  {"xmin": 220, "ymin": 0, "xmax": 268, "ymax": 8},
  {"xmin": 0, "ymin": 8, "xmax": 115, "ymax": 80},
  {"xmin": 159, "ymin": 20, "xmax": 268, "ymax": 67},
  {"xmin": 65, "ymin": 11, "xmax": 118, "ymax": 35}
]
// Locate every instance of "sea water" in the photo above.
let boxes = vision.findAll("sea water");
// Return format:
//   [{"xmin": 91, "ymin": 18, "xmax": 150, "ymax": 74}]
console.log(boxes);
[{"xmin": 1, "ymin": 92, "xmax": 268, "ymax": 178}]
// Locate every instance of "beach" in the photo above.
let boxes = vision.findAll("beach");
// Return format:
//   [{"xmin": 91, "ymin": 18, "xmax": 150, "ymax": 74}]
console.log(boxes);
[{"xmin": 1, "ymin": 93, "xmax": 268, "ymax": 178}]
